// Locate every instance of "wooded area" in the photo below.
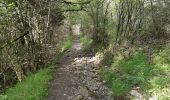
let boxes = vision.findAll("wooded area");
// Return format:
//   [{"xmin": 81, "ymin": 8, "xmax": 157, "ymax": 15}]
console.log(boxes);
[{"xmin": 0, "ymin": 0, "xmax": 170, "ymax": 100}]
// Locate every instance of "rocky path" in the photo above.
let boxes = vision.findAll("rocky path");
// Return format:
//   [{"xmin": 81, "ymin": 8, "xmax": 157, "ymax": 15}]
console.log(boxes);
[{"xmin": 48, "ymin": 38, "xmax": 113, "ymax": 100}]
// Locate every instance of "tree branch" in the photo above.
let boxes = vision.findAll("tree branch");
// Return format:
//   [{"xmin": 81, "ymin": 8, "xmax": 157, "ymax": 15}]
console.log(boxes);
[
  {"xmin": 0, "ymin": 32, "xmax": 29, "ymax": 50},
  {"xmin": 61, "ymin": 0, "xmax": 91, "ymax": 5}
]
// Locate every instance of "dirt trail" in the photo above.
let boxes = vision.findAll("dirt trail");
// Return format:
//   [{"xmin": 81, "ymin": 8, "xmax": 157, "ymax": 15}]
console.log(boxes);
[{"xmin": 48, "ymin": 38, "xmax": 113, "ymax": 100}]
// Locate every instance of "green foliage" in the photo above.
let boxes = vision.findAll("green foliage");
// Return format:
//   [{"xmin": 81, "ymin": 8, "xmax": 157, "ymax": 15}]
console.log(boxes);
[
  {"xmin": 101, "ymin": 48, "xmax": 170, "ymax": 99},
  {"xmin": 0, "ymin": 0, "xmax": 65, "ymax": 92},
  {"xmin": 80, "ymin": 35, "xmax": 93, "ymax": 49},
  {"xmin": 101, "ymin": 51, "xmax": 114, "ymax": 66},
  {"xmin": 101, "ymin": 67, "xmax": 130, "ymax": 96},
  {"xmin": 0, "ymin": 68, "xmax": 53, "ymax": 100},
  {"xmin": 111, "ymin": 78, "xmax": 130, "ymax": 96},
  {"xmin": 108, "ymin": 24, "xmax": 117, "ymax": 43},
  {"xmin": 101, "ymin": 52, "xmax": 151, "ymax": 96},
  {"xmin": 61, "ymin": 37, "xmax": 73, "ymax": 52},
  {"xmin": 119, "ymin": 53, "xmax": 151, "ymax": 83},
  {"xmin": 148, "ymin": 46, "xmax": 170, "ymax": 99}
]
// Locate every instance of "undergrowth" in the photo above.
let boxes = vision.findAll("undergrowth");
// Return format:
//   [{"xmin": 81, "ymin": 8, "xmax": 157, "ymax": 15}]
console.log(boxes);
[
  {"xmin": 80, "ymin": 35, "xmax": 93, "ymax": 50},
  {"xmin": 0, "ymin": 36, "xmax": 74, "ymax": 100},
  {"xmin": 61, "ymin": 36, "xmax": 73, "ymax": 52},
  {"xmin": 0, "ymin": 68, "xmax": 53, "ymax": 100},
  {"xmin": 101, "ymin": 47, "xmax": 170, "ymax": 99}
]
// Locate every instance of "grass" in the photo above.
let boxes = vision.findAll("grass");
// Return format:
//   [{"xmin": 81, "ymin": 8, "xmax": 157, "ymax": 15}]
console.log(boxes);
[
  {"xmin": 0, "ymin": 68, "xmax": 53, "ymax": 100},
  {"xmin": 101, "ymin": 52, "xmax": 151, "ymax": 96},
  {"xmin": 61, "ymin": 36, "xmax": 73, "ymax": 52},
  {"xmin": 101, "ymin": 48, "xmax": 170, "ymax": 99},
  {"xmin": 80, "ymin": 35, "xmax": 93, "ymax": 49},
  {"xmin": 0, "ymin": 36, "xmax": 73, "ymax": 100},
  {"xmin": 148, "ymin": 46, "xmax": 170, "ymax": 99}
]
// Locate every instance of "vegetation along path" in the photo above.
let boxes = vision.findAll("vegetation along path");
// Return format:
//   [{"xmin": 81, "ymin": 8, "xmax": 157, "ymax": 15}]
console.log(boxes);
[{"xmin": 48, "ymin": 38, "xmax": 113, "ymax": 100}]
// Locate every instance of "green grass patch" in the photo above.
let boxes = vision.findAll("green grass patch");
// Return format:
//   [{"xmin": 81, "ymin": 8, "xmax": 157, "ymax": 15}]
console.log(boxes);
[
  {"xmin": 61, "ymin": 36, "xmax": 73, "ymax": 52},
  {"xmin": 148, "ymin": 46, "xmax": 170, "ymax": 99},
  {"xmin": 101, "ymin": 52, "xmax": 151, "ymax": 96},
  {"xmin": 0, "ymin": 68, "xmax": 53, "ymax": 100},
  {"xmin": 101, "ymin": 67, "xmax": 130, "ymax": 96},
  {"xmin": 101, "ymin": 48, "xmax": 170, "ymax": 99}
]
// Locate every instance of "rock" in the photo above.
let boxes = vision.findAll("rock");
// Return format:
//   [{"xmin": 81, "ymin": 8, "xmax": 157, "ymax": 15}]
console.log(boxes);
[
  {"xmin": 73, "ymin": 95, "xmax": 83, "ymax": 100},
  {"xmin": 130, "ymin": 90, "xmax": 144, "ymax": 100},
  {"xmin": 149, "ymin": 96, "xmax": 157, "ymax": 100},
  {"xmin": 79, "ymin": 87, "xmax": 89, "ymax": 97}
]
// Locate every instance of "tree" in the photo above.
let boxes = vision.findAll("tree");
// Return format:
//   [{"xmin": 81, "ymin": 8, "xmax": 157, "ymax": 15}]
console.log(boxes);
[
  {"xmin": 82, "ymin": 0, "xmax": 111, "ymax": 48},
  {"xmin": 115, "ymin": 0, "xmax": 144, "ymax": 45},
  {"xmin": 0, "ymin": 0, "xmax": 64, "ymax": 90}
]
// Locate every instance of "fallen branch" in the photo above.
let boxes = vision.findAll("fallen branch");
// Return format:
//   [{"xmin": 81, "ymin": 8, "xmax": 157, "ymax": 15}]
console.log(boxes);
[{"xmin": 61, "ymin": 0, "xmax": 91, "ymax": 5}]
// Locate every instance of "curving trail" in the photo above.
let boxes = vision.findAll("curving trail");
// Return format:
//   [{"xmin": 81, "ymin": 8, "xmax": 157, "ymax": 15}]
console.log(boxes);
[{"xmin": 48, "ymin": 38, "xmax": 113, "ymax": 100}]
